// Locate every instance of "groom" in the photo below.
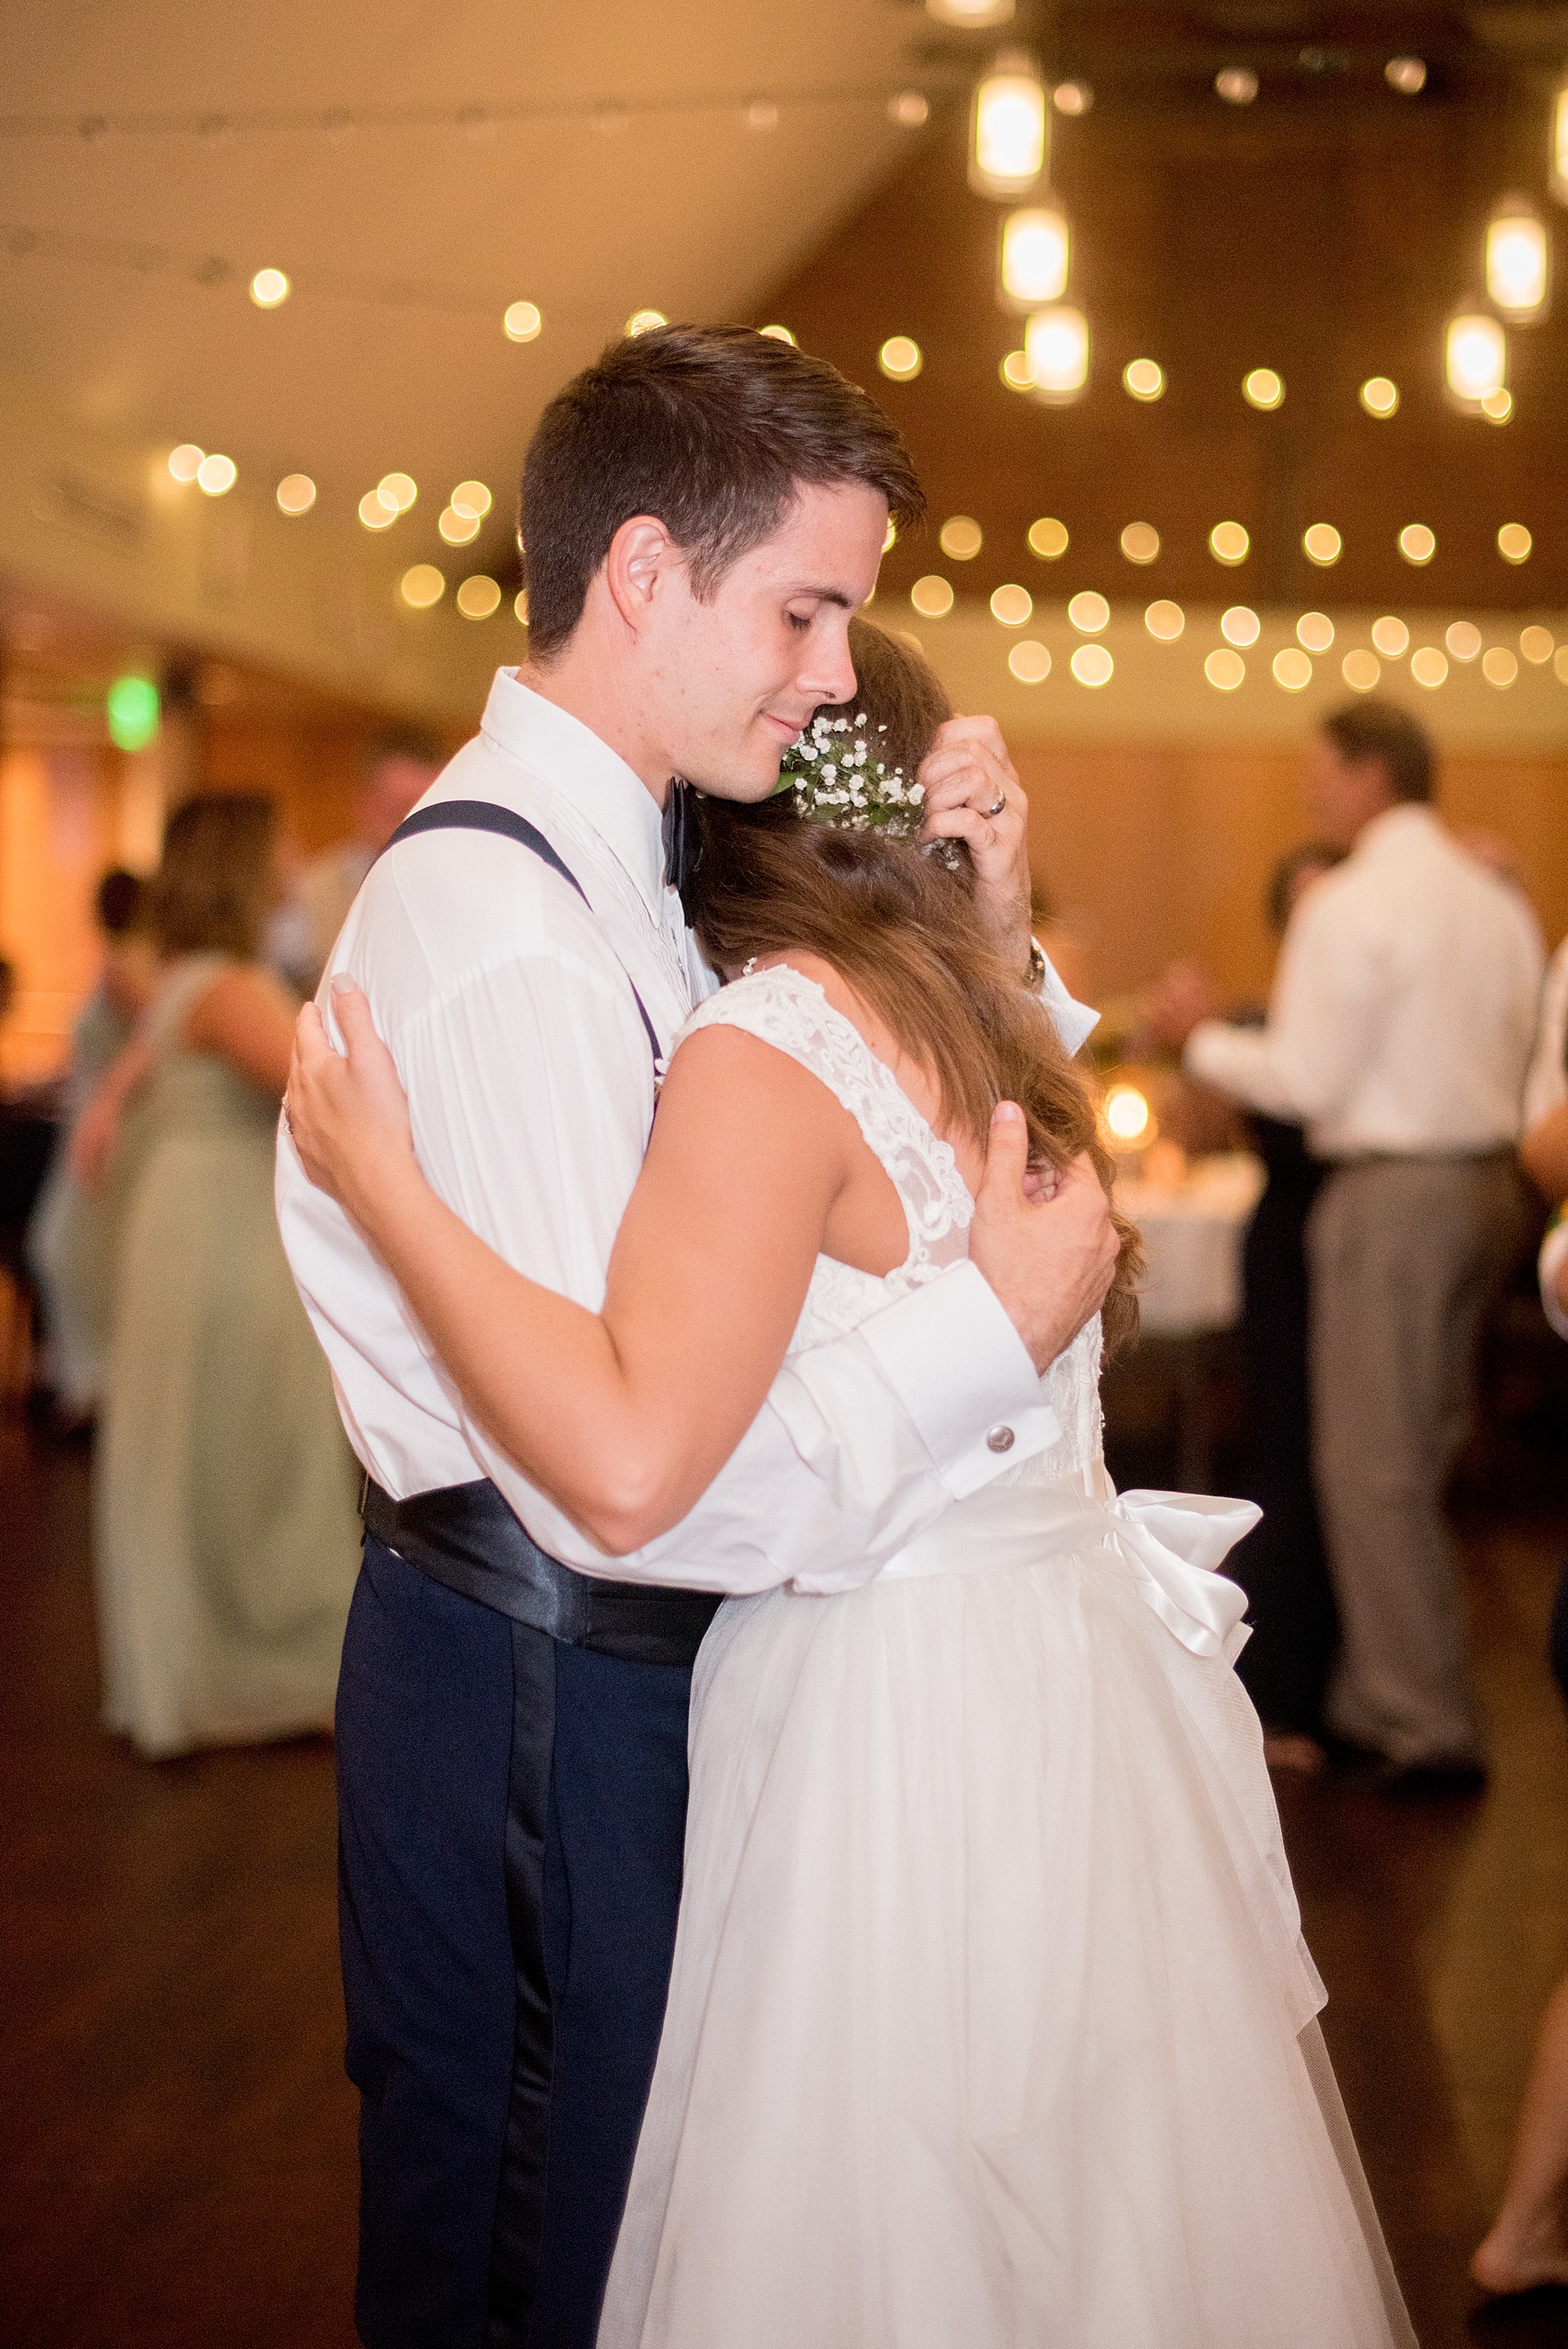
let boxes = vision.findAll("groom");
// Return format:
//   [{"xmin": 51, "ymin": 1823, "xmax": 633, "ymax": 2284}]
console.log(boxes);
[{"xmin": 279, "ymin": 324, "xmax": 1117, "ymax": 2349}]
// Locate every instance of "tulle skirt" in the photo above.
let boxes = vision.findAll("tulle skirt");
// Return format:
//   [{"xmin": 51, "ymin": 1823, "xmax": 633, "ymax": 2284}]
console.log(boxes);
[{"xmin": 600, "ymin": 1476, "xmax": 1415, "ymax": 2349}]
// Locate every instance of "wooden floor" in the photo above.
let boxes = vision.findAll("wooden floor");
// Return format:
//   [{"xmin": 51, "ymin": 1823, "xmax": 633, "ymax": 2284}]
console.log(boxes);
[{"xmin": 5, "ymin": 1422, "xmax": 1568, "ymax": 2349}]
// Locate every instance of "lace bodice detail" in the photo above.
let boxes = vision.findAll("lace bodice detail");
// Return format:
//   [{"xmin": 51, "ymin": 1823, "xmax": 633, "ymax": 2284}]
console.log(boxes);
[{"xmin": 674, "ymin": 963, "xmax": 1105, "ymax": 1480}]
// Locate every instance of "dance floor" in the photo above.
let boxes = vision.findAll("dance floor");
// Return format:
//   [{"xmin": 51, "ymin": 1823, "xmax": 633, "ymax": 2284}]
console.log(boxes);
[{"xmin": 5, "ymin": 1419, "xmax": 1568, "ymax": 2349}]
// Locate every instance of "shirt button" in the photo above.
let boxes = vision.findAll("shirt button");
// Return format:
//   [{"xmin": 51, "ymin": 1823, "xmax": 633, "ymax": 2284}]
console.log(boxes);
[{"xmin": 986, "ymin": 1424, "xmax": 1016, "ymax": 1454}]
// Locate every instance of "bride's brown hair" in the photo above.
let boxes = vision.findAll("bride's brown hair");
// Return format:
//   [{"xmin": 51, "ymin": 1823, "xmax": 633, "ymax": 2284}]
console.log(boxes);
[{"xmin": 690, "ymin": 618, "xmax": 1142, "ymax": 1355}]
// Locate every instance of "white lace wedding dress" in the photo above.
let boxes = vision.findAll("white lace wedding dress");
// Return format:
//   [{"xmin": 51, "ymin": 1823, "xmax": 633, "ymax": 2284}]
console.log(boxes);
[{"xmin": 599, "ymin": 964, "xmax": 1415, "ymax": 2349}]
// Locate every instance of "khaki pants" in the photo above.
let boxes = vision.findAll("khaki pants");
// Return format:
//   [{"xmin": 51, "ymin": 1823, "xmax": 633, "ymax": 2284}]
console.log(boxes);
[{"xmin": 1306, "ymin": 1154, "xmax": 1531, "ymax": 1766}]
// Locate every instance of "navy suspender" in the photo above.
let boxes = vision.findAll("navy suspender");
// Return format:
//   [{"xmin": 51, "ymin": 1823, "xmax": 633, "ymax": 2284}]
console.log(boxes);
[{"xmin": 379, "ymin": 798, "xmax": 665, "ymax": 1074}]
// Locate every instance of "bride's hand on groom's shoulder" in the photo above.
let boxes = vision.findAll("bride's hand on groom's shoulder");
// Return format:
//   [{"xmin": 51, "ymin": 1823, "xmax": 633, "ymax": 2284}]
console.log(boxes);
[
  {"xmin": 916, "ymin": 715, "xmax": 1033, "ymax": 977},
  {"xmin": 969, "ymin": 1105, "xmax": 1118, "ymax": 1374},
  {"xmin": 285, "ymin": 981, "xmax": 417, "ymax": 1230}
]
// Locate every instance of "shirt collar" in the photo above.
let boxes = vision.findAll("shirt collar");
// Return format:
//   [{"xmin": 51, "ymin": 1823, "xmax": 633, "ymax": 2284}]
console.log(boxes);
[
  {"xmin": 478, "ymin": 666, "xmax": 668, "ymax": 916},
  {"xmin": 1355, "ymin": 801, "xmax": 1440, "ymax": 859}
]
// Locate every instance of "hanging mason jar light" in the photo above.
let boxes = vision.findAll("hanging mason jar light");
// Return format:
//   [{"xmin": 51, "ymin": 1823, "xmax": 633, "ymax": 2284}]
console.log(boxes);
[
  {"xmin": 999, "ymin": 204, "xmax": 1069, "ymax": 308},
  {"xmin": 1552, "ymin": 85, "xmax": 1568, "ymax": 204},
  {"xmin": 970, "ymin": 53, "xmax": 1047, "ymax": 198},
  {"xmin": 1486, "ymin": 196, "xmax": 1550, "ymax": 319},
  {"xmin": 926, "ymin": 0, "xmax": 1015, "ymax": 22},
  {"xmin": 1444, "ymin": 305, "xmax": 1507, "ymax": 406},
  {"xmin": 1026, "ymin": 304, "xmax": 1088, "ymax": 401}
]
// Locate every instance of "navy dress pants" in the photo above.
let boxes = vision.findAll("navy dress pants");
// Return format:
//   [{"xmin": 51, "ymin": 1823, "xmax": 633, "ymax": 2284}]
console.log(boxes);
[{"xmin": 337, "ymin": 1537, "xmax": 694, "ymax": 2349}]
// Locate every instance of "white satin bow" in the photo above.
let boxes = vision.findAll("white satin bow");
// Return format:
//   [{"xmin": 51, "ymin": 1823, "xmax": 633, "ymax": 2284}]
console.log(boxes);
[{"xmin": 879, "ymin": 1477, "xmax": 1259, "ymax": 1661}]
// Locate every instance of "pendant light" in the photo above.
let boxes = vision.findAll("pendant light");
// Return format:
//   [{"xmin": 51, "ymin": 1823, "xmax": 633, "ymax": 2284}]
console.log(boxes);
[
  {"xmin": 1486, "ymin": 197, "xmax": 1550, "ymax": 319},
  {"xmin": 970, "ymin": 53, "xmax": 1047, "ymax": 198},
  {"xmin": 1444, "ymin": 306, "xmax": 1506, "ymax": 406},
  {"xmin": 999, "ymin": 204, "xmax": 1069, "ymax": 308},
  {"xmin": 1026, "ymin": 304, "xmax": 1088, "ymax": 401}
]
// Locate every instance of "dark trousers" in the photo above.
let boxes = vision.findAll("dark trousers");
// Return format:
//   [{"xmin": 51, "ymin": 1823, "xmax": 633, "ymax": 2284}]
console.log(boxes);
[
  {"xmin": 1230, "ymin": 1120, "xmax": 1339, "ymax": 1736},
  {"xmin": 336, "ymin": 1537, "xmax": 694, "ymax": 2349}
]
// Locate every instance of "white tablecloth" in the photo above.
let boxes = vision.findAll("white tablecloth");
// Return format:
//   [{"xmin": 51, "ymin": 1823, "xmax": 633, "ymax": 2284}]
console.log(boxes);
[{"xmin": 1116, "ymin": 1153, "xmax": 1266, "ymax": 1338}]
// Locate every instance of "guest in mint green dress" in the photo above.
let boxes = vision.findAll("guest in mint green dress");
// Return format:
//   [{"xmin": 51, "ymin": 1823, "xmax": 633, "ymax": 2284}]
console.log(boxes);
[{"xmin": 91, "ymin": 793, "xmax": 360, "ymax": 1758}]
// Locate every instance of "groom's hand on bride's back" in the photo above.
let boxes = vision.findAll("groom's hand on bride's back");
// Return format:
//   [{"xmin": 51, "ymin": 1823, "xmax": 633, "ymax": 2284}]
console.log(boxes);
[{"xmin": 970, "ymin": 1104, "xmax": 1118, "ymax": 1373}]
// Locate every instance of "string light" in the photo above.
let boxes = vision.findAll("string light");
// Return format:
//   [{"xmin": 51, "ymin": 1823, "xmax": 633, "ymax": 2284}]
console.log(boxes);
[
  {"xmin": 276, "ymin": 472, "xmax": 315, "ymax": 514},
  {"xmin": 888, "ymin": 92, "xmax": 930, "ymax": 127},
  {"xmin": 1120, "ymin": 522, "xmax": 1159, "ymax": 564},
  {"xmin": 168, "ymin": 444, "xmax": 204, "ymax": 483},
  {"xmin": 1123, "ymin": 358, "xmax": 1164, "ymax": 400},
  {"xmin": 515, "ymin": 589, "xmax": 529, "ymax": 625},
  {"xmin": 106, "ymin": 674, "xmax": 160, "ymax": 751},
  {"xmin": 970, "ymin": 54, "xmax": 1047, "ymax": 199},
  {"xmin": 1386, "ymin": 57, "xmax": 1427, "ymax": 94},
  {"xmin": 1303, "ymin": 523, "xmax": 1342, "ymax": 566},
  {"xmin": 196, "ymin": 453, "xmax": 236, "ymax": 495},
  {"xmin": 1242, "ymin": 366, "xmax": 1284, "ymax": 410},
  {"xmin": 1028, "ymin": 517, "xmax": 1069, "ymax": 559},
  {"xmin": 1521, "ymin": 626, "xmax": 1554, "ymax": 663},
  {"xmin": 1145, "ymin": 600, "xmax": 1184, "ymax": 639},
  {"xmin": 1342, "ymin": 649, "xmax": 1381, "ymax": 691},
  {"xmin": 1204, "ymin": 648, "xmax": 1245, "ymax": 689},
  {"xmin": 999, "ymin": 205, "xmax": 1068, "ymax": 307},
  {"xmin": 624, "ymin": 309, "xmax": 667, "ymax": 337},
  {"xmin": 759, "ymin": 323, "xmax": 796, "ymax": 343},
  {"xmin": 249, "ymin": 267, "xmax": 289, "ymax": 307},
  {"xmin": 878, "ymin": 335, "xmax": 922, "ymax": 380},
  {"xmin": 1209, "ymin": 521, "xmax": 1249, "ymax": 565},
  {"xmin": 1068, "ymin": 591, "xmax": 1110, "ymax": 633},
  {"xmin": 991, "ymin": 583, "xmax": 1033, "ymax": 625},
  {"xmin": 1070, "ymin": 644, "xmax": 1113, "ymax": 686},
  {"xmin": 503, "ymin": 300, "xmax": 541, "ymax": 341},
  {"xmin": 1273, "ymin": 648, "xmax": 1313, "ymax": 690},
  {"xmin": 1053, "ymin": 81, "xmax": 1092, "ymax": 116},
  {"xmin": 1482, "ymin": 645, "xmax": 1518, "ymax": 687},
  {"xmin": 450, "ymin": 480, "xmax": 492, "ymax": 519},
  {"xmin": 1215, "ymin": 67, "xmax": 1258, "ymax": 106},
  {"xmin": 927, "ymin": 0, "xmax": 1015, "ymax": 23},
  {"xmin": 1360, "ymin": 376, "xmax": 1399, "ymax": 416},
  {"xmin": 360, "ymin": 491, "xmax": 398, "ymax": 531},
  {"xmin": 1297, "ymin": 612, "xmax": 1334, "ymax": 651},
  {"xmin": 438, "ymin": 507, "xmax": 481, "ymax": 545},
  {"xmin": 1498, "ymin": 522, "xmax": 1532, "ymax": 563},
  {"xmin": 1555, "ymin": 86, "xmax": 1568, "ymax": 204},
  {"xmin": 1482, "ymin": 387, "xmax": 1515, "ymax": 423},
  {"xmin": 1008, "ymin": 640, "xmax": 1051, "ymax": 681},
  {"xmin": 400, "ymin": 565, "xmax": 445, "ymax": 608},
  {"xmin": 1371, "ymin": 616, "xmax": 1409, "ymax": 657},
  {"xmin": 1409, "ymin": 645, "xmax": 1448, "ymax": 686},
  {"xmin": 999, "ymin": 349, "xmax": 1034, "ymax": 390},
  {"xmin": 742, "ymin": 100, "xmax": 779, "ymax": 132},
  {"xmin": 1220, "ymin": 605, "xmax": 1260, "ymax": 647},
  {"xmin": 378, "ymin": 472, "xmax": 417, "ymax": 513},
  {"xmin": 910, "ymin": 575, "xmax": 955, "ymax": 617},
  {"xmin": 1445, "ymin": 621, "xmax": 1481, "ymax": 662},
  {"xmin": 457, "ymin": 576, "xmax": 502, "ymax": 618},
  {"xmin": 939, "ymin": 516, "xmax": 983, "ymax": 559},
  {"xmin": 1398, "ymin": 523, "xmax": 1436, "ymax": 565}
]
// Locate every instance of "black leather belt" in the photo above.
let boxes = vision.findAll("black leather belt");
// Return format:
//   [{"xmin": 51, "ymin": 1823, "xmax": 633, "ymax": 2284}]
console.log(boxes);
[{"xmin": 360, "ymin": 1474, "xmax": 722, "ymax": 1668}]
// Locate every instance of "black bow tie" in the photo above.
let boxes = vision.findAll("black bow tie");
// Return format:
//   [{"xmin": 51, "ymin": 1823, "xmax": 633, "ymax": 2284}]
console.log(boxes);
[{"xmin": 661, "ymin": 780, "xmax": 704, "ymax": 914}]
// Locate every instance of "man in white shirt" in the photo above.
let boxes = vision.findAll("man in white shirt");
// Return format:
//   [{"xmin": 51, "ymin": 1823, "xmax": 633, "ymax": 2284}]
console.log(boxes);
[
  {"xmin": 270, "ymin": 731, "xmax": 445, "ymax": 997},
  {"xmin": 278, "ymin": 325, "xmax": 1116, "ymax": 2349},
  {"xmin": 1152, "ymin": 700, "xmax": 1542, "ymax": 1788}
]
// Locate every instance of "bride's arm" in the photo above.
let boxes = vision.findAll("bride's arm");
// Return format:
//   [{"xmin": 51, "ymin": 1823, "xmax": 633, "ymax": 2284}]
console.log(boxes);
[{"xmin": 288, "ymin": 988, "xmax": 858, "ymax": 1554}]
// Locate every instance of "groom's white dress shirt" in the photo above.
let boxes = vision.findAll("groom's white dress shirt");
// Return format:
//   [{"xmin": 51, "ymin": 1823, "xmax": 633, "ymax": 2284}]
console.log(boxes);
[{"xmin": 278, "ymin": 667, "xmax": 1065, "ymax": 1595}]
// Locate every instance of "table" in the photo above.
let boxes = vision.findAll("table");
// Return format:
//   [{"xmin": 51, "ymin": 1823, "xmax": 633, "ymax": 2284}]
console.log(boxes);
[{"xmin": 1111, "ymin": 1153, "xmax": 1266, "ymax": 1489}]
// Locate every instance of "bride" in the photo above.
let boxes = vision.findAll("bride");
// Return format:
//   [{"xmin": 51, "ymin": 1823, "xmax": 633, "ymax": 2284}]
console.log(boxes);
[{"xmin": 286, "ymin": 618, "xmax": 1413, "ymax": 2348}]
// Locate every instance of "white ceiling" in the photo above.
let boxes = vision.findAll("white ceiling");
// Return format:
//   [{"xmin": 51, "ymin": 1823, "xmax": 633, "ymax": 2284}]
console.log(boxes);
[{"xmin": 0, "ymin": 0, "xmax": 939, "ymax": 573}]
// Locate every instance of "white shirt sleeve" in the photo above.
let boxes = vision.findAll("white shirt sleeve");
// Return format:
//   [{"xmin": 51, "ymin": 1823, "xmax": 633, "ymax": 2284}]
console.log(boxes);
[
  {"xmin": 391, "ymin": 942, "xmax": 1059, "ymax": 1600},
  {"xmin": 1183, "ymin": 882, "xmax": 1383, "ymax": 1126}
]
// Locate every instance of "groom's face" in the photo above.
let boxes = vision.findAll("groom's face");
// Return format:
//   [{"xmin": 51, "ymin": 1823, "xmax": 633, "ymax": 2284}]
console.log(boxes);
[{"xmin": 647, "ymin": 480, "xmax": 888, "ymax": 801}]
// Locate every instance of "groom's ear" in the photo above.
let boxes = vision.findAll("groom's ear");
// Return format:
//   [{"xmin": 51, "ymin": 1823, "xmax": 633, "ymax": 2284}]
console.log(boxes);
[{"xmin": 602, "ymin": 514, "xmax": 681, "ymax": 638}]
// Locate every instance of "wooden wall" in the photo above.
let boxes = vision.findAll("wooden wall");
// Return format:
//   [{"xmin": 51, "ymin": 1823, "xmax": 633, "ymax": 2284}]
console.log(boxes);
[{"xmin": 1018, "ymin": 739, "xmax": 1568, "ymax": 1008}]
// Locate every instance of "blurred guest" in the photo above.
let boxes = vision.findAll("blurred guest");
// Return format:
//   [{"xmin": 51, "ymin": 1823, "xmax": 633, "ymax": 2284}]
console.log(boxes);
[
  {"xmin": 82, "ymin": 794, "xmax": 360, "ymax": 1758},
  {"xmin": 1149, "ymin": 702, "xmax": 1542, "ymax": 1786},
  {"xmin": 1471, "ymin": 1220, "xmax": 1568, "ymax": 2296},
  {"xmin": 1227, "ymin": 843, "xmax": 1343, "ymax": 1771},
  {"xmin": 1521, "ymin": 935, "xmax": 1568, "ymax": 1207},
  {"xmin": 26, "ymin": 870, "xmax": 154, "ymax": 1428},
  {"xmin": 270, "ymin": 729, "xmax": 443, "ymax": 996}
]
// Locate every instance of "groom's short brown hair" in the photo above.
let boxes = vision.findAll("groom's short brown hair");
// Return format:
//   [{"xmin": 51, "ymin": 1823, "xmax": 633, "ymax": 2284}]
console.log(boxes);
[{"xmin": 519, "ymin": 324, "xmax": 925, "ymax": 658}]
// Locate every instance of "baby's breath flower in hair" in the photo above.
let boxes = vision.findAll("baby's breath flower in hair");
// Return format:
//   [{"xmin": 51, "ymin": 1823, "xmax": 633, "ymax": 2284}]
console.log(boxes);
[{"xmin": 775, "ymin": 710, "xmax": 927, "ymax": 836}]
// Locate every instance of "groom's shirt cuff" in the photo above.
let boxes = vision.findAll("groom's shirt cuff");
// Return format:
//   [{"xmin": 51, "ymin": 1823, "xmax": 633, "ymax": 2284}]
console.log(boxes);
[{"xmin": 797, "ymin": 1261, "xmax": 1060, "ymax": 1502}]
